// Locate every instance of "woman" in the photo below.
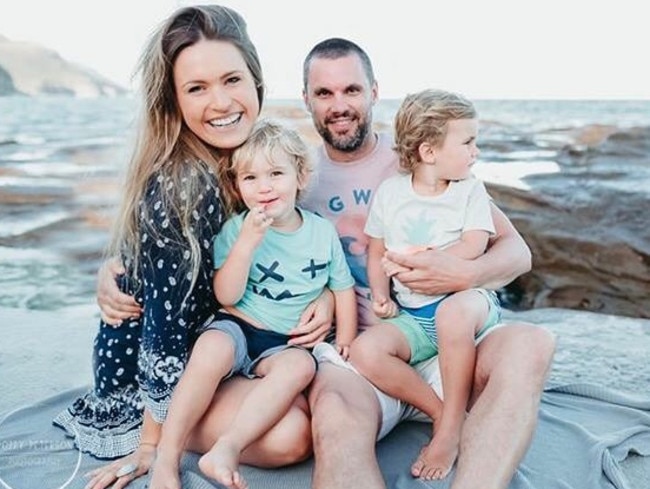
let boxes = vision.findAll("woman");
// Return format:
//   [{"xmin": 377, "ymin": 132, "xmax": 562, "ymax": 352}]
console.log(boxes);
[{"xmin": 54, "ymin": 6, "xmax": 329, "ymax": 488}]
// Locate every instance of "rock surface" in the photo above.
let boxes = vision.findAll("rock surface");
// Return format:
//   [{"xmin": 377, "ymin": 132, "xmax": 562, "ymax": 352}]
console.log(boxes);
[
  {"xmin": 0, "ymin": 35, "xmax": 126, "ymax": 97},
  {"xmin": 483, "ymin": 125, "xmax": 650, "ymax": 319}
]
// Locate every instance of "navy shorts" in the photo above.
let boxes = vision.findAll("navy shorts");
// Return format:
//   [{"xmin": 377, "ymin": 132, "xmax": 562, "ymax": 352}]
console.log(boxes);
[{"xmin": 199, "ymin": 311, "xmax": 316, "ymax": 378}]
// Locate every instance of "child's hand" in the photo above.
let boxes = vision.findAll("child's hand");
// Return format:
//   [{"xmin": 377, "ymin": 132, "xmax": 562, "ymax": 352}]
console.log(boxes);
[
  {"xmin": 372, "ymin": 295, "xmax": 398, "ymax": 319},
  {"xmin": 241, "ymin": 206, "xmax": 273, "ymax": 244},
  {"xmin": 335, "ymin": 343, "xmax": 350, "ymax": 360}
]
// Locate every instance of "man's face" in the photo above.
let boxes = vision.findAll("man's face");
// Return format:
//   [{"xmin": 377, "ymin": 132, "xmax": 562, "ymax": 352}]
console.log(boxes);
[{"xmin": 303, "ymin": 54, "xmax": 377, "ymax": 153}]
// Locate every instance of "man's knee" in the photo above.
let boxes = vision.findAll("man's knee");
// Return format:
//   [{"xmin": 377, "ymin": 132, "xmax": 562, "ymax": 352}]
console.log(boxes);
[
  {"xmin": 475, "ymin": 323, "xmax": 556, "ymax": 389},
  {"xmin": 309, "ymin": 367, "xmax": 380, "ymax": 449},
  {"xmin": 504, "ymin": 324, "xmax": 555, "ymax": 380}
]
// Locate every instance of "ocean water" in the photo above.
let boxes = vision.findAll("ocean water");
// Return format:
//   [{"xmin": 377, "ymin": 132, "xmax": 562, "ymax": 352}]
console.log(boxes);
[{"xmin": 0, "ymin": 95, "xmax": 649, "ymax": 311}]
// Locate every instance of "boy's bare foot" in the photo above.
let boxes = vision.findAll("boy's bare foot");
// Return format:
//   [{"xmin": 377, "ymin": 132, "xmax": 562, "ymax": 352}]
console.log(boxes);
[
  {"xmin": 410, "ymin": 431, "xmax": 459, "ymax": 480},
  {"xmin": 149, "ymin": 455, "xmax": 181, "ymax": 489},
  {"xmin": 198, "ymin": 439, "xmax": 248, "ymax": 489}
]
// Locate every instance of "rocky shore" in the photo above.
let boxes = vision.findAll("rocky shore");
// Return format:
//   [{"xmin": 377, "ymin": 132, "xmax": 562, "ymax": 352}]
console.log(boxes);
[
  {"xmin": 0, "ymin": 100, "xmax": 648, "ymax": 320},
  {"xmin": 483, "ymin": 124, "xmax": 650, "ymax": 319}
]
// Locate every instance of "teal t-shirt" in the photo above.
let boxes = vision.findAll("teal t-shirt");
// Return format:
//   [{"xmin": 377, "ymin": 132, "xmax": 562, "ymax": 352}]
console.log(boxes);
[{"xmin": 213, "ymin": 208, "xmax": 354, "ymax": 334}]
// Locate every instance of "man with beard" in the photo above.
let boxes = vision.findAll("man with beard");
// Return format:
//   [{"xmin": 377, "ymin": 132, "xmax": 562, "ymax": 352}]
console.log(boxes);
[{"xmin": 300, "ymin": 38, "xmax": 555, "ymax": 489}]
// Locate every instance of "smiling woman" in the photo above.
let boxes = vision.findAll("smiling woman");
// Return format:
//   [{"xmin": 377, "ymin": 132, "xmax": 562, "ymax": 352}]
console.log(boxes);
[
  {"xmin": 49, "ymin": 5, "xmax": 326, "ymax": 489},
  {"xmin": 173, "ymin": 39, "xmax": 260, "ymax": 149}
]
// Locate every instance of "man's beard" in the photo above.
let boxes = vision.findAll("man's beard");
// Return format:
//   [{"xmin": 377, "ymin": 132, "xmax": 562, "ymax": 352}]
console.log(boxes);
[{"xmin": 315, "ymin": 115, "xmax": 371, "ymax": 153}]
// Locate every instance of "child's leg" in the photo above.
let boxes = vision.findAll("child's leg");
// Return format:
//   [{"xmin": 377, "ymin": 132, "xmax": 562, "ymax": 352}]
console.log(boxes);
[
  {"xmin": 199, "ymin": 347, "xmax": 316, "ymax": 489},
  {"xmin": 412, "ymin": 290, "xmax": 489, "ymax": 480},
  {"xmin": 150, "ymin": 330, "xmax": 236, "ymax": 489},
  {"xmin": 349, "ymin": 322, "xmax": 443, "ymax": 423}
]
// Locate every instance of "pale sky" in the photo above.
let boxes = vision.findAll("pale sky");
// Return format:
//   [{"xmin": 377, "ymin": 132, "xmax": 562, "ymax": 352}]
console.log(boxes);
[{"xmin": 0, "ymin": 0, "xmax": 648, "ymax": 100}]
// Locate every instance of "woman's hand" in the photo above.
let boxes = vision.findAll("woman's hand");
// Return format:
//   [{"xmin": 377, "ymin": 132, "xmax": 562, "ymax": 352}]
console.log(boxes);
[
  {"xmin": 288, "ymin": 290, "xmax": 334, "ymax": 348},
  {"xmin": 83, "ymin": 444, "xmax": 155, "ymax": 489},
  {"xmin": 97, "ymin": 257, "xmax": 142, "ymax": 326}
]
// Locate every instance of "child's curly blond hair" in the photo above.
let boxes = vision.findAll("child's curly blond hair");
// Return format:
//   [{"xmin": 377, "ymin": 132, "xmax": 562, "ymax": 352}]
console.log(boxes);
[
  {"xmin": 393, "ymin": 89, "xmax": 477, "ymax": 173},
  {"xmin": 222, "ymin": 119, "xmax": 313, "ymax": 213}
]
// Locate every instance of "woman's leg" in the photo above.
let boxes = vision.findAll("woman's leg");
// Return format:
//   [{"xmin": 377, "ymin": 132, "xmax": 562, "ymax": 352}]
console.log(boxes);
[{"xmin": 187, "ymin": 376, "xmax": 313, "ymax": 466}]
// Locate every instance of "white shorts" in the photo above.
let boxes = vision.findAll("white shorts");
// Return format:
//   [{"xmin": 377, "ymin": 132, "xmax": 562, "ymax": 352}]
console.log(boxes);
[{"xmin": 312, "ymin": 321, "xmax": 506, "ymax": 440}]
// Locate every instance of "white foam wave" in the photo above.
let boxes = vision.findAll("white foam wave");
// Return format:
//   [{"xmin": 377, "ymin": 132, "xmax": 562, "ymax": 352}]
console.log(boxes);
[{"xmin": 473, "ymin": 161, "xmax": 561, "ymax": 190}]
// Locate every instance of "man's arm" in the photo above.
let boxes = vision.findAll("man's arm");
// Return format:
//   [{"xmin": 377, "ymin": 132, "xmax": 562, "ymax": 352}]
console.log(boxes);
[{"xmin": 385, "ymin": 202, "xmax": 531, "ymax": 295}]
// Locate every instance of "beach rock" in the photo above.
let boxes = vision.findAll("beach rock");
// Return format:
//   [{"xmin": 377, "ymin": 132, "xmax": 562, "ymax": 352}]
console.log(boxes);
[
  {"xmin": 491, "ymin": 126, "xmax": 650, "ymax": 319},
  {"xmin": 0, "ymin": 36, "xmax": 126, "ymax": 97}
]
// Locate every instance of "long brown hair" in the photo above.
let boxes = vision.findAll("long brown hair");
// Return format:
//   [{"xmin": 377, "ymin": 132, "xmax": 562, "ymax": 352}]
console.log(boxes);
[{"xmin": 108, "ymin": 5, "xmax": 265, "ymax": 293}]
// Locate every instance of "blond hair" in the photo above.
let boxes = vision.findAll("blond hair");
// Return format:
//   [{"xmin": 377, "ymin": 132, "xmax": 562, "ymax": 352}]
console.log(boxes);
[
  {"xmin": 223, "ymin": 119, "xmax": 313, "ymax": 213},
  {"xmin": 394, "ymin": 89, "xmax": 476, "ymax": 173},
  {"xmin": 107, "ymin": 5, "xmax": 264, "ymax": 295}
]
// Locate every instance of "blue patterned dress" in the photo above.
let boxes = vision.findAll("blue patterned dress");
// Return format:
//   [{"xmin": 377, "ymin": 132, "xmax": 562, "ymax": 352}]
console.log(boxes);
[{"xmin": 54, "ymin": 164, "xmax": 223, "ymax": 458}]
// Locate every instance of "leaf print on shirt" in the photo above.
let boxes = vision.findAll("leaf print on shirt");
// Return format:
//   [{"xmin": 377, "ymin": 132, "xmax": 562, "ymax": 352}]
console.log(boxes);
[{"xmin": 399, "ymin": 209, "xmax": 437, "ymax": 253}]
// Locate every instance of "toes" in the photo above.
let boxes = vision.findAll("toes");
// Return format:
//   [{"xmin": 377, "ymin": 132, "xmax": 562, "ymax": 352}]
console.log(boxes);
[{"xmin": 410, "ymin": 459, "xmax": 424, "ymax": 478}]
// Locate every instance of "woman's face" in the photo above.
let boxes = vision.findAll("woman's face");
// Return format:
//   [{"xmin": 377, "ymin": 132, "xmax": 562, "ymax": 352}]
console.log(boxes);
[{"xmin": 174, "ymin": 39, "xmax": 260, "ymax": 150}]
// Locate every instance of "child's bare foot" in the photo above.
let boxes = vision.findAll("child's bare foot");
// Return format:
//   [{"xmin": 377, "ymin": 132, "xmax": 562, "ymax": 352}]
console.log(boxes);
[
  {"xmin": 198, "ymin": 439, "xmax": 248, "ymax": 489},
  {"xmin": 149, "ymin": 454, "xmax": 181, "ymax": 489},
  {"xmin": 410, "ymin": 432, "xmax": 459, "ymax": 480}
]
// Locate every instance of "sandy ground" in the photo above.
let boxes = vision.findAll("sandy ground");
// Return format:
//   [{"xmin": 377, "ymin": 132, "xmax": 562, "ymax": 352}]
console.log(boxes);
[{"xmin": 1, "ymin": 305, "xmax": 649, "ymax": 486}]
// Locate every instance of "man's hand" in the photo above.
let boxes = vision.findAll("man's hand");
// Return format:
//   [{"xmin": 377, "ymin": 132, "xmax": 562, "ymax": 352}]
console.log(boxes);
[
  {"xmin": 384, "ymin": 248, "xmax": 474, "ymax": 296},
  {"xmin": 97, "ymin": 258, "xmax": 142, "ymax": 326}
]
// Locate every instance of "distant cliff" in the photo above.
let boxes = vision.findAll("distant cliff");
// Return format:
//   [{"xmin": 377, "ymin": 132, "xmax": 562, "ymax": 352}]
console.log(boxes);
[{"xmin": 0, "ymin": 35, "xmax": 126, "ymax": 97}]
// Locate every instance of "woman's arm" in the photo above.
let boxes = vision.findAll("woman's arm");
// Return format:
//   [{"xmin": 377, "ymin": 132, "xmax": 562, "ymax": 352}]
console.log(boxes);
[{"xmin": 385, "ymin": 202, "xmax": 531, "ymax": 295}]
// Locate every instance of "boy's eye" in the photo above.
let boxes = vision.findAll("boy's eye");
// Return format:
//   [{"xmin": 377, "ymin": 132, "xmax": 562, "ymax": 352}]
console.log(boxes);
[{"xmin": 271, "ymin": 170, "xmax": 283, "ymax": 177}]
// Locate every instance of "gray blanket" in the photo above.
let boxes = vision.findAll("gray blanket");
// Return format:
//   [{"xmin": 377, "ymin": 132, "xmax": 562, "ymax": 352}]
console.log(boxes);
[{"xmin": 1, "ymin": 383, "xmax": 648, "ymax": 489}]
